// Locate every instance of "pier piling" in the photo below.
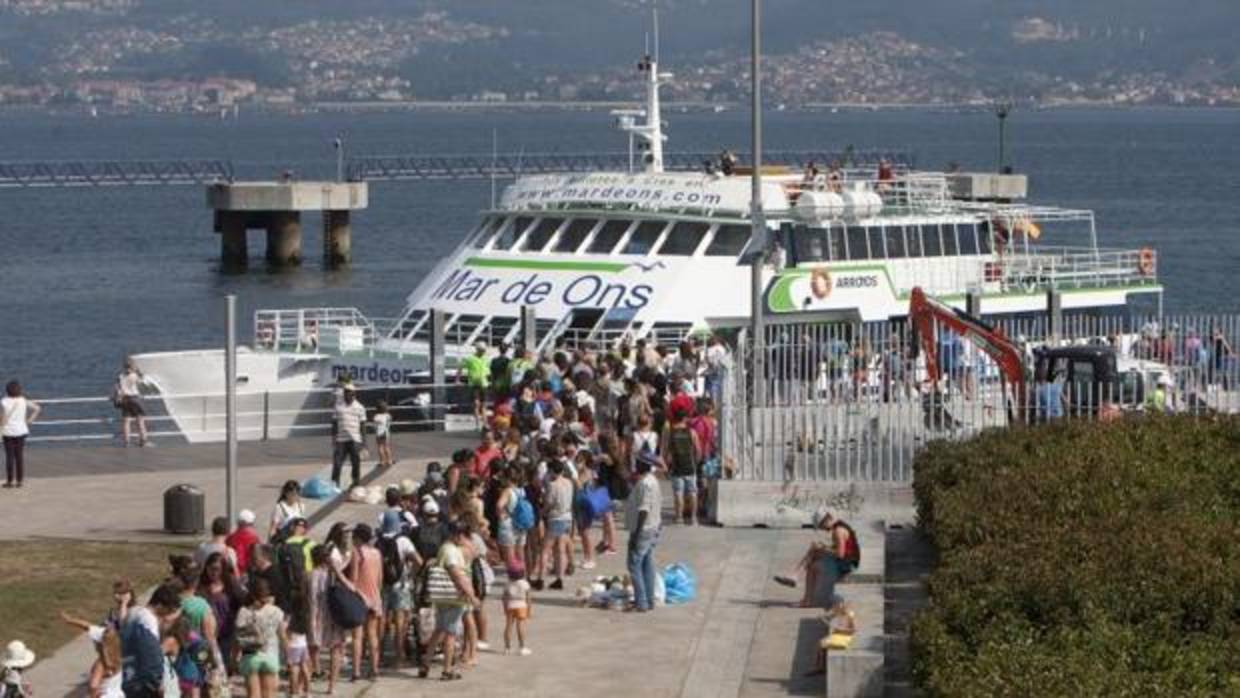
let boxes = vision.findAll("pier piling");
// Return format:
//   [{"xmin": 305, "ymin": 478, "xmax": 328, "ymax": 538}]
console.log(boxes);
[{"xmin": 207, "ymin": 181, "xmax": 367, "ymax": 270}]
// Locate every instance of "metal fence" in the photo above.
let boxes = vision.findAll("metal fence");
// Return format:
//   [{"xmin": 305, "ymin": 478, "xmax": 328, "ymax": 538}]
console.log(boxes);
[
  {"xmin": 722, "ymin": 313, "xmax": 1240, "ymax": 482},
  {"xmin": 28, "ymin": 383, "xmax": 470, "ymax": 445}
]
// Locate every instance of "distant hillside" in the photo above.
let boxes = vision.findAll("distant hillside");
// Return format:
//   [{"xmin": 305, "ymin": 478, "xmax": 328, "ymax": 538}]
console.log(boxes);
[{"xmin": 1, "ymin": 0, "xmax": 1237, "ymax": 106}]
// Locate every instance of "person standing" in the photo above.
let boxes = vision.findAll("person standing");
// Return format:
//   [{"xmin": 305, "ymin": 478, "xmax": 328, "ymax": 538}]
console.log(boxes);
[
  {"xmin": 459, "ymin": 342, "xmax": 491, "ymax": 425},
  {"xmin": 372, "ymin": 401, "xmax": 394, "ymax": 467},
  {"xmin": 225, "ymin": 510, "xmax": 260, "ymax": 576},
  {"xmin": 114, "ymin": 359, "xmax": 149, "ymax": 447},
  {"xmin": 194, "ymin": 517, "xmax": 239, "ymax": 571},
  {"xmin": 119, "ymin": 582, "xmax": 183, "ymax": 698},
  {"xmin": 626, "ymin": 452, "xmax": 662, "ymax": 613},
  {"xmin": 268, "ymin": 481, "xmax": 305, "ymax": 543},
  {"xmin": 1, "ymin": 381, "xmax": 39, "ymax": 489},
  {"xmin": 539, "ymin": 461, "xmax": 574, "ymax": 591},
  {"xmin": 332, "ymin": 387, "xmax": 367, "ymax": 490},
  {"xmin": 420, "ymin": 521, "xmax": 481, "ymax": 682},
  {"xmin": 661, "ymin": 407, "xmax": 702, "ymax": 525},
  {"xmin": 346, "ymin": 524, "xmax": 383, "ymax": 681}
]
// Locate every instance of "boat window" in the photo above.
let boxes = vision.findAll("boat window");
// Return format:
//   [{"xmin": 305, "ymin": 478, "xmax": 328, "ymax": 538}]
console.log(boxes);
[
  {"xmin": 827, "ymin": 226, "xmax": 846, "ymax": 261},
  {"xmin": 587, "ymin": 219, "xmax": 632, "ymax": 254},
  {"xmin": 904, "ymin": 225, "xmax": 923, "ymax": 257},
  {"xmin": 706, "ymin": 224, "xmax": 751, "ymax": 256},
  {"xmin": 657, "ymin": 221, "xmax": 710, "ymax": 256},
  {"xmin": 553, "ymin": 219, "xmax": 597, "ymax": 253},
  {"xmin": 868, "ymin": 227, "xmax": 887, "ymax": 259},
  {"xmin": 622, "ymin": 220, "xmax": 668, "ymax": 255},
  {"xmin": 493, "ymin": 216, "xmax": 532, "ymax": 251},
  {"xmin": 921, "ymin": 224, "xmax": 943, "ymax": 257},
  {"xmin": 885, "ymin": 225, "xmax": 907, "ymax": 259},
  {"xmin": 793, "ymin": 225, "xmax": 826, "ymax": 262},
  {"xmin": 977, "ymin": 220, "xmax": 993, "ymax": 254},
  {"xmin": 470, "ymin": 217, "xmax": 500, "ymax": 248},
  {"xmin": 521, "ymin": 217, "xmax": 563, "ymax": 252},
  {"xmin": 958, "ymin": 223, "xmax": 979, "ymax": 255},
  {"xmin": 941, "ymin": 223, "xmax": 959, "ymax": 256},
  {"xmin": 845, "ymin": 225, "xmax": 870, "ymax": 260}
]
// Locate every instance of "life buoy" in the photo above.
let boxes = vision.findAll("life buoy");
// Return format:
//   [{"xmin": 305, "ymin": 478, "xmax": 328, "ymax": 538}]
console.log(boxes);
[{"xmin": 1137, "ymin": 248, "xmax": 1155, "ymax": 276}]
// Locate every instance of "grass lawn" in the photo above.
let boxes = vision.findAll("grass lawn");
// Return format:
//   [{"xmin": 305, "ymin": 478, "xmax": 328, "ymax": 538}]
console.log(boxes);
[{"xmin": 0, "ymin": 540, "xmax": 192, "ymax": 660}]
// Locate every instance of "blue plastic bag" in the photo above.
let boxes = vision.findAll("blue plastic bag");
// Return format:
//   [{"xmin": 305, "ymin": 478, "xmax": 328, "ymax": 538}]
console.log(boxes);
[
  {"xmin": 662, "ymin": 563, "xmax": 697, "ymax": 605},
  {"xmin": 302, "ymin": 476, "xmax": 339, "ymax": 500}
]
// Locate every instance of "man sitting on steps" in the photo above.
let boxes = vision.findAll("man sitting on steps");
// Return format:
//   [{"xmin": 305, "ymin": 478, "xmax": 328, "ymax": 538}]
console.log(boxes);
[{"xmin": 774, "ymin": 508, "xmax": 860, "ymax": 608}]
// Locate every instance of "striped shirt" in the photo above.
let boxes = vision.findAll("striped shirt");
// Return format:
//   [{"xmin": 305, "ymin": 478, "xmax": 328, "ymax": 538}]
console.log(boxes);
[{"xmin": 334, "ymin": 400, "xmax": 366, "ymax": 443}]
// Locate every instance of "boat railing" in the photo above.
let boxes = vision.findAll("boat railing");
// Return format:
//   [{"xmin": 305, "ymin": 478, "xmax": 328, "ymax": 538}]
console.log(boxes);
[
  {"xmin": 254, "ymin": 307, "xmax": 378, "ymax": 354},
  {"xmin": 999, "ymin": 246, "xmax": 1158, "ymax": 291}
]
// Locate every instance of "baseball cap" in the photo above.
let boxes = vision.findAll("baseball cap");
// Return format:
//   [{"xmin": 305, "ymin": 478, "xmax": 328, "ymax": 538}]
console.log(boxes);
[
  {"xmin": 238, "ymin": 509, "xmax": 256, "ymax": 525},
  {"xmin": 421, "ymin": 497, "xmax": 440, "ymax": 516}
]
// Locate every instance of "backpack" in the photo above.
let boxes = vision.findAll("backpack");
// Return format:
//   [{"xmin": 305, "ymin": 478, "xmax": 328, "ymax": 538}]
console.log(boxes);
[
  {"xmin": 511, "ymin": 491, "xmax": 536, "ymax": 532},
  {"xmin": 667, "ymin": 428, "xmax": 696, "ymax": 477},
  {"xmin": 377, "ymin": 535, "xmax": 405, "ymax": 587},
  {"xmin": 832, "ymin": 521, "xmax": 862, "ymax": 568},
  {"xmin": 275, "ymin": 538, "xmax": 313, "ymax": 609}
]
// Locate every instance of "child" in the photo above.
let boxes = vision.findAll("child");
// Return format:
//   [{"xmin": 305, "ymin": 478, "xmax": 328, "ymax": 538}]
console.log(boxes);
[
  {"xmin": 285, "ymin": 631, "xmax": 310, "ymax": 698},
  {"xmin": 373, "ymin": 401, "xmax": 394, "ymax": 466},
  {"xmin": 1, "ymin": 640, "xmax": 35, "ymax": 698},
  {"xmin": 59, "ymin": 612, "xmax": 124, "ymax": 697},
  {"xmin": 501, "ymin": 563, "xmax": 533, "ymax": 656}
]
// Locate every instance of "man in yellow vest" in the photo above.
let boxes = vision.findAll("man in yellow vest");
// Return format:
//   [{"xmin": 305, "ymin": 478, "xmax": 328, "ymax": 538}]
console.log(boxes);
[{"xmin": 459, "ymin": 342, "xmax": 491, "ymax": 425}]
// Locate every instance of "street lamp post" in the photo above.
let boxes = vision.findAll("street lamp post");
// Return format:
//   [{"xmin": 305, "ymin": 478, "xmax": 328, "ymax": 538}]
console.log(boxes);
[
  {"xmin": 994, "ymin": 100, "xmax": 1014, "ymax": 173},
  {"xmin": 749, "ymin": 0, "xmax": 766, "ymax": 374}
]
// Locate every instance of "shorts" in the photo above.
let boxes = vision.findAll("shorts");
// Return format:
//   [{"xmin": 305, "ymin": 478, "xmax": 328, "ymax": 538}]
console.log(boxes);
[
  {"xmin": 120, "ymin": 396, "xmax": 145, "ymax": 417},
  {"xmin": 239, "ymin": 652, "xmax": 280, "ymax": 676},
  {"xmin": 416, "ymin": 607, "xmax": 436, "ymax": 643},
  {"xmin": 547, "ymin": 518, "xmax": 571, "ymax": 538},
  {"xmin": 434, "ymin": 604, "xmax": 467, "ymax": 637},
  {"xmin": 671, "ymin": 475, "xmax": 698, "ymax": 496},
  {"xmin": 384, "ymin": 585, "xmax": 414, "ymax": 612},
  {"xmin": 505, "ymin": 607, "xmax": 529, "ymax": 621},
  {"xmin": 286, "ymin": 644, "xmax": 308, "ymax": 665},
  {"xmin": 497, "ymin": 520, "xmax": 526, "ymax": 548},
  {"xmin": 376, "ymin": 434, "xmax": 389, "ymax": 445}
]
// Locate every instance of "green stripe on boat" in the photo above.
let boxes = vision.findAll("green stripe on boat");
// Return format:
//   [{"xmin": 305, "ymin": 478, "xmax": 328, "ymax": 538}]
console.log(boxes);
[{"xmin": 464, "ymin": 257, "xmax": 629, "ymax": 273}]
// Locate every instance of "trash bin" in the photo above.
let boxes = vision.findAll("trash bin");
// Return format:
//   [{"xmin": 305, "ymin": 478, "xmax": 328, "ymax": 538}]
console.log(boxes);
[{"xmin": 164, "ymin": 484, "xmax": 205, "ymax": 534}]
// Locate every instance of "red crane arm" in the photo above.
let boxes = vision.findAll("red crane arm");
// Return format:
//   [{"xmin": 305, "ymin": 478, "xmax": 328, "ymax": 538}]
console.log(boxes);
[{"xmin": 909, "ymin": 287, "xmax": 1027, "ymax": 394}]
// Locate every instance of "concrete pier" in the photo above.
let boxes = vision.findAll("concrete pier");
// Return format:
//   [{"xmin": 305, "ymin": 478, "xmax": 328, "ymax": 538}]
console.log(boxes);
[
  {"xmin": 207, "ymin": 181, "xmax": 367, "ymax": 268},
  {"xmin": 323, "ymin": 209, "xmax": 352, "ymax": 267}
]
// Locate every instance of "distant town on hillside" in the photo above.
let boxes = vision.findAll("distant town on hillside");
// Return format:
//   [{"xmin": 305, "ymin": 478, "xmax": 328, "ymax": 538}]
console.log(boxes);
[{"xmin": 0, "ymin": 0, "xmax": 1237, "ymax": 111}]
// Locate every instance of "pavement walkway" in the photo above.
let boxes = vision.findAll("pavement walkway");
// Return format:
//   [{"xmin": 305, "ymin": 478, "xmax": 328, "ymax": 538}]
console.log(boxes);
[{"xmin": 11, "ymin": 435, "xmax": 904, "ymax": 698}]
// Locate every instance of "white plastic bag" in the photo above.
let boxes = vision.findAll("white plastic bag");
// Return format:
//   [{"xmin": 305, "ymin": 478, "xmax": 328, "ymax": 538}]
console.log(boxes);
[{"xmin": 652, "ymin": 567, "xmax": 666, "ymax": 607}]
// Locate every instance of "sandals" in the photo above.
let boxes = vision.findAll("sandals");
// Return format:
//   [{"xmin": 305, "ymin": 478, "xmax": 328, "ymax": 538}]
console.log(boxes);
[
  {"xmin": 773, "ymin": 575, "xmax": 798, "ymax": 588},
  {"xmin": 440, "ymin": 671, "xmax": 463, "ymax": 681}
]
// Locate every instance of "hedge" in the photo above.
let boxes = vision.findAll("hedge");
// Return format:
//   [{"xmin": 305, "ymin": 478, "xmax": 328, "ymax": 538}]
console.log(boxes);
[{"xmin": 910, "ymin": 415, "xmax": 1240, "ymax": 697}]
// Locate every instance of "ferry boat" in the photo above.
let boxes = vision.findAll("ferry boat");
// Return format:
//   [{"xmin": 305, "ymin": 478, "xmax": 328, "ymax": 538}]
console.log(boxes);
[{"xmin": 132, "ymin": 51, "xmax": 1164, "ymax": 442}]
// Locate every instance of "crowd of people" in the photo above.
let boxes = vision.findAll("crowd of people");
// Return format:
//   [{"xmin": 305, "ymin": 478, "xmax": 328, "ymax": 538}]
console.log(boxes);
[{"xmin": 53, "ymin": 334, "xmax": 729, "ymax": 696}]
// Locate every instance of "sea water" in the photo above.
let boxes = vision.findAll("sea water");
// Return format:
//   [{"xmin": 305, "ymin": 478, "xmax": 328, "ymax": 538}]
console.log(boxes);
[{"xmin": 0, "ymin": 107, "xmax": 1236, "ymax": 396}]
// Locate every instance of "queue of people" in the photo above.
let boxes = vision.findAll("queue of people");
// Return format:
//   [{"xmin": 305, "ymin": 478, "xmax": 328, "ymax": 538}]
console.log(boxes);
[{"xmin": 44, "ymin": 334, "xmax": 725, "ymax": 695}]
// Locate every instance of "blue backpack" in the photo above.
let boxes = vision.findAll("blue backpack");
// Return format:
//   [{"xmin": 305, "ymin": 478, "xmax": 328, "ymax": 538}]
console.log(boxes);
[{"xmin": 511, "ymin": 490, "xmax": 536, "ymax": 531}]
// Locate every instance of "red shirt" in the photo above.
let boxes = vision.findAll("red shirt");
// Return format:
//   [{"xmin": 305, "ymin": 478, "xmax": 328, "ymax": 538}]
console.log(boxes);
[
  {"xmin": 667, "ymin": 393, "xmax": 695, "ymax": 421},
  {"xmin": 225, "ymin": 526, "xmax": 260, "ymax": 575},
  {"xmin": 473, "ymin": 446, "xmax": 503, "ymax": 479}
]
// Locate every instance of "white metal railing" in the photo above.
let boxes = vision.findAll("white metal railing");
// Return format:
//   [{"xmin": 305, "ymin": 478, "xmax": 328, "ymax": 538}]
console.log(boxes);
[
  {"xmin": 254, "ymin": 308, "xmax": 376, "ymax": 354},
  {"xmin": 1000, "ymin": 247, "xmax": 1157, "ymax": 291},
  {"xmin": 781, "ymin": 171, "xmax": 950, "ymax": 216},
  {"xmin": 28, "ymin": 383, "xmax": 467, "ymax": 445}
]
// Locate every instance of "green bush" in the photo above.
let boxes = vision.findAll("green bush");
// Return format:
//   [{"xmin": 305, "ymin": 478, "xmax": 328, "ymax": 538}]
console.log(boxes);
[{"xmin": 910, "ymin": 415, "xmax": 1240, "ymax": 697}]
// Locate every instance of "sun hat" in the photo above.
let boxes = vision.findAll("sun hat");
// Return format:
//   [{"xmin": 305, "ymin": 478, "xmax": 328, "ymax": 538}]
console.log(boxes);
[
  {"xmin": 3, "ymin": 640, "xmax": 36, "ymax": 669},
  {"xmin": 813, "ymin": 507, "xmax": 834, "ymax": 529},
  {"xmin": 400, "ymin": 479, "xmax": 418, "ymax": 496}
]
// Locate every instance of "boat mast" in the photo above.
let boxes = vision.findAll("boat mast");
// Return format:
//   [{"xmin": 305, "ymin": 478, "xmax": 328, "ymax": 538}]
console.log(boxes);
[{"xmin": 615, "ymin": 9, "xmax": 670, "ymax": 173}]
